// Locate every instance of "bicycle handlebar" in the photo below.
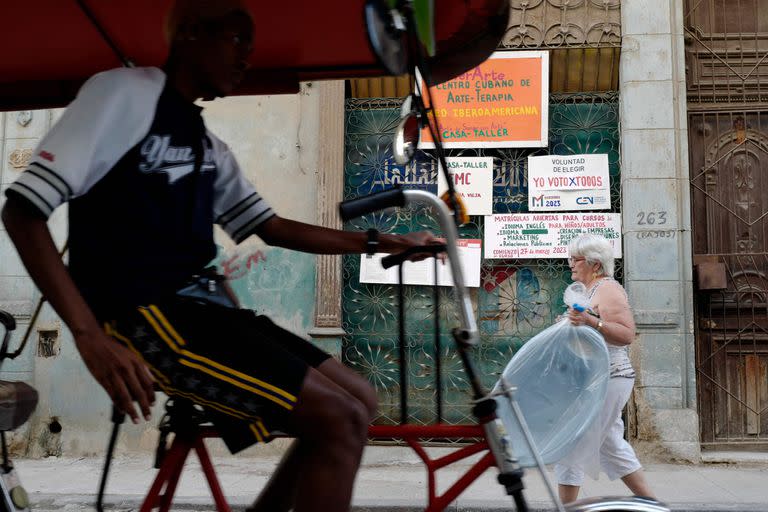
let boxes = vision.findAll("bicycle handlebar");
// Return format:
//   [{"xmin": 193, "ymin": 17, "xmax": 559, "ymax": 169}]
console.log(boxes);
[
  {"xmin": 338, "ymin": 187, "xmax": 405, "ymax": 221},
  {"xmin": 342, "ymin": 188, "xmax": 478, "ymax": 345},
  {"xmin": 380, "ymin": 244, "xmax": 447, "ymax": 270}
]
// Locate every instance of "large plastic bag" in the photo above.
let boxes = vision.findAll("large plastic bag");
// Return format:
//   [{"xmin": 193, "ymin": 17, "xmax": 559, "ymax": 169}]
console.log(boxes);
[{"xmin": 492, "ymin": 283, "xmax": 609, "ymax": 467}]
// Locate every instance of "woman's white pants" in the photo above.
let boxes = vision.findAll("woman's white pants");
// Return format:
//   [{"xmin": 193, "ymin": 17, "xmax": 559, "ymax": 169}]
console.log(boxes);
[{"xmin": 554, "ymin": 377, "xmax": 642, "ymax": 486}]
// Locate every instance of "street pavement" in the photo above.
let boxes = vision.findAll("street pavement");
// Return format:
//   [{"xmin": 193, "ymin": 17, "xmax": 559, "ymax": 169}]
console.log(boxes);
[{"xmin": 14, "ymin": 444, "xmax": 768, "ymax": 511}]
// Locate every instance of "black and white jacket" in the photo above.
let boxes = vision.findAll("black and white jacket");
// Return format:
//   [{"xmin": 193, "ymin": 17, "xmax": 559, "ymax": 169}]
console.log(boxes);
[{"xmin": 7, "ymin": 67, "xmax": 275, "ymax": 318}]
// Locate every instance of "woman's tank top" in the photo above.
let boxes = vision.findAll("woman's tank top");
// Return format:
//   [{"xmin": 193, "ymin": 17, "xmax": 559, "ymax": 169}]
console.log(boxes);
[{"xmin": 587, "ymin": 278, "xmax": 636, "ymax": 379}]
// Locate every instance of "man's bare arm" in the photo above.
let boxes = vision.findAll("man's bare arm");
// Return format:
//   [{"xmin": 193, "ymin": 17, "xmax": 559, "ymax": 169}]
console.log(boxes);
[
  {"xmin": 254, "ymin": 215, "xmax": 438, "ymax": 255},
  {"xmin": 1, "ymin": 198, "xmax": 155, "ymax": 423}
]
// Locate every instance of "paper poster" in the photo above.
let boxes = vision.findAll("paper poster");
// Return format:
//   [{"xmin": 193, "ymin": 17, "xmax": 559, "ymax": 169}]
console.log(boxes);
[
  {"xmin": 359, "ymin": 239, "xmax": 482, "ymax": 287},
  {"xmin": 418, "ymin": 51, "xmax": 549, "ymax": 148},
  {"xmin": 528, "ymin": 154, "xmax": 611, "ymax": 211},
  {"xmin": 437, "ymin": 157, "xmax": 493, "ymax": 215},
  {"xmin": 484, "ymin": 213, "xmax": 622, "ymax": 259}
]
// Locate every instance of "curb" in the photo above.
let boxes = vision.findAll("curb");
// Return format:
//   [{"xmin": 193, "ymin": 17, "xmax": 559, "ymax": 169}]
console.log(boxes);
[{"xmin": 27, "ymin": 494, "xmax": 768, "ymax": 512}]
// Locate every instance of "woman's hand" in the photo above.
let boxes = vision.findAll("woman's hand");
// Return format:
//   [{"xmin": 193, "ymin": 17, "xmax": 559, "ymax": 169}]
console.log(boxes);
[{"xmin": 567, "ymin": 307, "xmax": 597, "ymax": 328}]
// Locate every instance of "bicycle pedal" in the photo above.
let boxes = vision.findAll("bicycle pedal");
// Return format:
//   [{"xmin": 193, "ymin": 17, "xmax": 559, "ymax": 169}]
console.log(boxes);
[{"xmin": 497, "ymin": 470, "xmax": 525, "ymax": 492}]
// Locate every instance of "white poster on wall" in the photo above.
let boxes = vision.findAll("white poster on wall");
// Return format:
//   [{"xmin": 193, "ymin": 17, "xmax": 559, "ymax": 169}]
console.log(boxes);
[
  {"xmin": 437, "ymin": 157, "xmax": 494, "ymax": 215},
  {"xmin": 527, "ymin": 154, "xmax": 610, "ymax": 211},
  {"xmin": 359, "ymin": 239, "xmax": 482, "ymax": 287},
  {"xmin": 484, "ymin": 213, "xmax": 622, "ymax": 259}
]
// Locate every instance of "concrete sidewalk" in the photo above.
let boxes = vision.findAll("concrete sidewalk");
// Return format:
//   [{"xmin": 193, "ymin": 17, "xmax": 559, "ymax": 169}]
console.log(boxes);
[{"xmin": 14, "ymin": 445, "xmax": 768, "ymax": 511}]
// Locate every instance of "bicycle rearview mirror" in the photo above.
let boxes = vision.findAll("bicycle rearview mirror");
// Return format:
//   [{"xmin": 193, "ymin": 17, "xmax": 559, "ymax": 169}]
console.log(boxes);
[
  {"xmin": 393, "ymin": 95, "xmax": 421, "ymax": 164},
  {"xmin": 364, "ymin": 0, "xmax": 409, "ymax": 76},
  {"xmin": 392, "ymin": 114, "xmax": 420, "ymax": 165}
]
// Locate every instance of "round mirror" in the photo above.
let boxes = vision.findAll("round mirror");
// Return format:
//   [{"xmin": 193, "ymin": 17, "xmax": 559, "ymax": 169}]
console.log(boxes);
[
  {"xmin": 399, "ymin": 93, "xmax": 413, "ymax": 118},
  {"xmin": 364, "ymin": 0, "xmax": 408, "ymax": 76},
  {"xmin": 393, "ymin": 113, "xmax": 421, "ymax": 165}
]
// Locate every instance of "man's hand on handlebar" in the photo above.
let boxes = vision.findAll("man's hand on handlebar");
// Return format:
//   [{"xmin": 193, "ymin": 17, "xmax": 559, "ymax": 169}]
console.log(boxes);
[{"xmin": 397, "ymin": 231, "xmax": 447, "ymax": 263}]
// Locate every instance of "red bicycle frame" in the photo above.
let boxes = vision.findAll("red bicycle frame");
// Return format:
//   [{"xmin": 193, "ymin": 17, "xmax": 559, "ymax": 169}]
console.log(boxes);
[
  {"xmin": 368, "ymin": 424, "xmax": 494, "ymax": 512},
  {"xmin": 139, "ymin": 423, "xmax": 493, "ymax": 512}
]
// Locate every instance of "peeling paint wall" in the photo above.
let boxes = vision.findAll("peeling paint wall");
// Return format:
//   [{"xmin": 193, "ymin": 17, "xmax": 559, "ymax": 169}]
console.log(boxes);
[
  {"xmin": 0, "ymin": 84, "xmax": 323, "ymax": 455},
  {"xmin": 213, "ymin": 247, "xmax": 316, "ymax": 333},
  {"xmin": 203, "ymin": 87, "xmax": 320, "ymax": 335}
]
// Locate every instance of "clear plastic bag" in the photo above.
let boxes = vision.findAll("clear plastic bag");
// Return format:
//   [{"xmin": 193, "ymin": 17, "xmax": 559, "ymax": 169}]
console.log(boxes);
[
  {"xmin": 563, "ymin": 281, "xmax": 588, "ymax": 312},
  {"xmin": 492, "ymin": 283, "xmax": 609, "ymax": 467}
]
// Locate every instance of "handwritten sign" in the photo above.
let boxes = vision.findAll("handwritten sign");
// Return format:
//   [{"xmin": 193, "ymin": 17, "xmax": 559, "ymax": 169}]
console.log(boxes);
[
  {"xmin": 484, "ymin": 213, "xmax": 622, "ymax": 259},
  {"xmin": 360, "ymin": 239, "xmax": 482, "ymax": 287},
  {"xmin": 419, "ymin": 51, "xmax": 549, "ymax": 149},
  {"xmin": 528, "ymin": 154, "xmax": 611, "ymax": 211},
  {"xmin": 436, "ymin": 157, "xmax": 494, "ymax": 215}
]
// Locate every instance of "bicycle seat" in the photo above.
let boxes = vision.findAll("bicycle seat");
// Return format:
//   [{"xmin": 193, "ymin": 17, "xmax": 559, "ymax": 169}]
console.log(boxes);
[{"xmin": 0, "ymin": 381, "xmax": 38, "ymax": 431}]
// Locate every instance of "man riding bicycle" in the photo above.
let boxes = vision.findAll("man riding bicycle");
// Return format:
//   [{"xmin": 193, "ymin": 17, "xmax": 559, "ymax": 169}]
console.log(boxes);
[{"xmin": 1, "ymin": 1, "xmax": 440, "ymax": 511}]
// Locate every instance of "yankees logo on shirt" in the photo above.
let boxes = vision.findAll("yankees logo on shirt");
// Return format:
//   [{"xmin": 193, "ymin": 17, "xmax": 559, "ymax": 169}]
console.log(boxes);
[{"xmin": 6, "ymin": 67, "xmax": 275, "ymax": 318}]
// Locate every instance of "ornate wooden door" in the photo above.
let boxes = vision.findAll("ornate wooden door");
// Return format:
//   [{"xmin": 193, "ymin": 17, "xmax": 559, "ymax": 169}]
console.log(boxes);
[{"xmin": 686, "ymin": 0, "xmax": 768, "ymax": 448}]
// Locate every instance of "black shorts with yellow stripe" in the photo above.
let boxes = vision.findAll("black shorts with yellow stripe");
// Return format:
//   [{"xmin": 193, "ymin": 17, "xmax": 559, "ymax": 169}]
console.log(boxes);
[{"xmin": 105, "ymin": 297, "xmax": 330, "ymax": 453}]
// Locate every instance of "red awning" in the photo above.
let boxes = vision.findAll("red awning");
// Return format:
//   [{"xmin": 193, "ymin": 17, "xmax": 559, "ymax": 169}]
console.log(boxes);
[{"xmin": 0, "ymin": 0, "xmax": 508, "ymax": 110}]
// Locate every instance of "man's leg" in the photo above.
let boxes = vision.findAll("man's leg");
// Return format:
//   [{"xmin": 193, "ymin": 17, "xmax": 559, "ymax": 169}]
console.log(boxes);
[
  {"xmin": 317, "ymin": 358, "xmax": 378, "ymax": 416},
  {"xmin": 250, "ymin": 358, "xmax": 377, "ymax": 512},
  {"xmin": 269, "ymin": 366, "xmax": 370, "ymax": 512},
  {"xmin": 126, "ymin": 301, "xmax": 366, "ymax": 511}
]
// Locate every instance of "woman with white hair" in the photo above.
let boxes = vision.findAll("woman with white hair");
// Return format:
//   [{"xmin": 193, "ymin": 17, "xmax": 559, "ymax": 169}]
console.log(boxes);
[{"xmin": 555, "ymin": 233, "xmax": 656, "ymax": 504}]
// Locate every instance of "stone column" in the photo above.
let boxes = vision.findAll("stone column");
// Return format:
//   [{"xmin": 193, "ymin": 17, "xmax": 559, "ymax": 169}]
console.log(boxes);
[
  {"xmin": 307, "ymin": 81, "xmax": 346, "ymax": 358},
  {"xmin": 620, "ymin": 0, "xmax": 699, "ymax": 461}
]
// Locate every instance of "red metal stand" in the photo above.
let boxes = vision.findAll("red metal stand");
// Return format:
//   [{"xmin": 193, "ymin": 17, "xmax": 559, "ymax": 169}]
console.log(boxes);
[{"xmin": 140, "ymin": 426, "xmax": 230, "ymax": 512}]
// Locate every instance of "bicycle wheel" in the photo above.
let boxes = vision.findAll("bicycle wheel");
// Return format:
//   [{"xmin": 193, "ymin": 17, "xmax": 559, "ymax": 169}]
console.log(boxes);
[{"xmin": 565, "ymin": 495, "xmax": 671, "ymax": 512}]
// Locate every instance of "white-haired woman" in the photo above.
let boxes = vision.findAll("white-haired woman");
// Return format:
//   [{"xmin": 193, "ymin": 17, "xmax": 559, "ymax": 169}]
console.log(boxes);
[{"xmin": 555, "ymin": 233, "xmax": 655, "ymax": 504}]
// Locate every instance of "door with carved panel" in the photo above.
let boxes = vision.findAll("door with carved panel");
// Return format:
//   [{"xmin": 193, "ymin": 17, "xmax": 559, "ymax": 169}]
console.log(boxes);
[{"xmin": 686, "ymin": 0, "xmax": 768, "ymax": 448}]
